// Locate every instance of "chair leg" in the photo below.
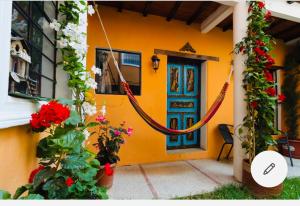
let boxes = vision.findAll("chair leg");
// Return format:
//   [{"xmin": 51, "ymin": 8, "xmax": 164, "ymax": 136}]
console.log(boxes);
[
  {"xmin": 286, "ymin": 143, "xmax": 294, "ymax": 167},
  {"xmin": 217, "ymin": 143, "xmax": 226, "ymax": 161},
  {"xmin": 226, "ymin": 144, "xmax": 233, "ymax": 159}
]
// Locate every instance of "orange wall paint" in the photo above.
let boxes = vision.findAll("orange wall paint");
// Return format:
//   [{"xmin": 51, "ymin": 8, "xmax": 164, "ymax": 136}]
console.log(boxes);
[
  {"xmin": 0, "ymin": 125, "xmax": 39, "ymax": 194},
  {"xmin": 85, "ymin": 6, "xmax": 287, "ymax": 166}
]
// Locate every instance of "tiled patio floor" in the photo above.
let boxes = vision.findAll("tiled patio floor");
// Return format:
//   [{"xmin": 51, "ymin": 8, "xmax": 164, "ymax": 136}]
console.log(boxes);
[
  {"xmin": 108, "ymin": 157, "xmax": 300, "ymax": 199},
  {"xmin": 108, "ymin": 159, "xmax": 235, "ymax": 199}
]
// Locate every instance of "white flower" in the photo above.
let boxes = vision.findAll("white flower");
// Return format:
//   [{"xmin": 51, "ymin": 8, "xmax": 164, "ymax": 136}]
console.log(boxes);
[
  {"xmin": 85, "ymin": 77, "xmax": 97, "ymax": 89},
  {"xmin": 88, "ymin": 5, "xmax": 95, "ymax": 16},
  {"xmin": 91, "ymin": 65, "xmax": 101, "ymax": 75},
  {"xmin": 100, "ymin": 105, "xmax": 106, "ymax": 116},
  {"xmin": 57, "ymin": 38, "xmax": 68, "ymax": 48},
  {"xmin": 79, "ymin": 72, "xmax": 87, "ymax": 80},
  {"xmin": 82, "ymin": 102, "xmax": 97, "ymax": 116},
  {"xmin": 49, "ymin": 19, "xmax": 61, "ymax": 31},
  {"xmin": 83, "ymin": 129, "xmax": 90, "ymax": 140}
]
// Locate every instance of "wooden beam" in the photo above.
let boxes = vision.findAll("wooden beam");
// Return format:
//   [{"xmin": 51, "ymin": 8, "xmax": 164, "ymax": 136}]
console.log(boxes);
[
  {"xmin": 186, "ymin": 3, "xmax": 205, "ymax": 25},
  {"xmin": 201, "ymin": 5, "xmax": 233, "ymax": 33},
  {"xmin": 222, "ymin": 21, "xmax": 233, "ymax": 32},
  {"xmin": 274, "ymin": 24, "xmax": 300, "ymax": 38},
  {"xmin": 265, "ymin": 0, "xmax": 300, "ymax": 23},
  {"xmin": 154, "ymin": 49, "xmax": 219, "ymax": 62},
  {"xmin": 283, "ymin": 27, "xmax": 300, "ymax": 42},
  {"xmin": 142, "ymin": 1, "xmax": 152, "ymax": 17},
  {"xmin": 166, "ymin": 1, "xmax": 182, "ymax": 22},
  {"xmin": 117, "ymin": 2, "xmax": 123, "ymax": 12}
]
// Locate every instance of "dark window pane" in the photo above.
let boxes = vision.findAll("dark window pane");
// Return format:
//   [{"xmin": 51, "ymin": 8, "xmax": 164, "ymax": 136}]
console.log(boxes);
[
  {"xmin": 15, "ymin": 1, "xmax": 29, "ymax": 13},
  {"xmin": 9, "ymin": 2, "xmax": 57, "ymax": 99},
  {"xmin": 11, "ymin": 8, "xmax": 28, "ymax": 39},
  {"xmin": 96, "ymin": 49, "xmax": 141, "ymax": 95},
  {"xmin": 32, "ymin": 3, "xmax": 44, "ymax": 29},
  {"xmin": 30, "ymin": 48, "xmax": 42, "ymax": 75}
]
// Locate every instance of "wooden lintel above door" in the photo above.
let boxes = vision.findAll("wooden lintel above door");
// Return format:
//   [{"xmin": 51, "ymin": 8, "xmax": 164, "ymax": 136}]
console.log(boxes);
[{"xmin": 154, "ymin": 49, "xmax": 219, "ymax": 62}]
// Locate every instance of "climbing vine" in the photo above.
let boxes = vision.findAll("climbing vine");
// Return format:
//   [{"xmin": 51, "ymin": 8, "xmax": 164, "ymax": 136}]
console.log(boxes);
[
  {"xmin": 235, "ymin": 1, "xmax": 283, "ymax": 163},
  {"xmin": 0, "ymin": 1, "xmax": 107, "ymax": 199}
]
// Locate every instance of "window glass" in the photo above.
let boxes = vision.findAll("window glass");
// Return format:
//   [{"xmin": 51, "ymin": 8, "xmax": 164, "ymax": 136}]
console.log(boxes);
[
  {"xmin": 96, "ymin": 49, "xmax": 141, "ymax": 95},
  {"xmin": 9, "ymin": 1, "xmax": 57, "ymax": 99},
  {"xmin": 11, "ymin": 8, "xmax": 28, "ymax": 39}
]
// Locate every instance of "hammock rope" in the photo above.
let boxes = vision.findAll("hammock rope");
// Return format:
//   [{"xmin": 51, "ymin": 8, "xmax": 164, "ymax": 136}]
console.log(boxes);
[{"xmin": 93, "ymin": 3, "xmax": 234, "ymax": 135}]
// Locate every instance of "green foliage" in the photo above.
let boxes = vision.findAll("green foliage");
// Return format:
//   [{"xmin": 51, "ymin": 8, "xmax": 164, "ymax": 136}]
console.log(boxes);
[
  {"xmin": 0, "ymin": 1, "xmax": 107, "ymax": 200},
  {"xmin": 234, "ymin": 1, "xmax": 278, "ymax": 162},
  {"xmin": 0, "ymin": 190, "xmax": 11, "ymax": 199},
  {"xmin": 94, "ymin": 119, "xmax": 129, "ymax": 164},
  {"xmin": 282, "ymin": 45, "xmax": 300, "ymax": 139},
  {"xmin": 178, "ymin": 177, "xmax": 300, "ymax": 200}
]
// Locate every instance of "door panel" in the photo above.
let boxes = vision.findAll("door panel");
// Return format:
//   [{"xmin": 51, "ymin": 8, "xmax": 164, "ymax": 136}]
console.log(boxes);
[
  {"xmin": 166, "ymin": 113, "xmax": 182, "ymax": 147},
  {"xmin": 167, "ymin": 61, "xmax": 200, "ymax": 149},
  {"xmin": 167, "ymin": 64, "xmax": 182, "ymax": 95}
]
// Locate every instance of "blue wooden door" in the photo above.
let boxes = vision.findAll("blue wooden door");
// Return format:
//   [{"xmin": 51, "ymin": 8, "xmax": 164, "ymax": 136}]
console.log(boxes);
[{"xmin": 167, "ymin": 61, "xmax": 200, "ymax": 149}]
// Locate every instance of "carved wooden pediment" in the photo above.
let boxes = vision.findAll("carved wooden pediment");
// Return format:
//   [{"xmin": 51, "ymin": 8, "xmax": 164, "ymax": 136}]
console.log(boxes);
[{"xmin": 179, "ymin": 42, "xmax": 196, "ymax": 53}]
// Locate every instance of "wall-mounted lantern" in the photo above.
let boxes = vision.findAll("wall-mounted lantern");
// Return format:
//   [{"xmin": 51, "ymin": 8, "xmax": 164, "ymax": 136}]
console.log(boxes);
[{"xmin": 151, "ymin": 54, "xmax": 160, "ymax": 72}]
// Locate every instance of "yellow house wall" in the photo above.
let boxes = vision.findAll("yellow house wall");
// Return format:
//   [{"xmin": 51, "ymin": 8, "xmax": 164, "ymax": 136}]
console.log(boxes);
[
  {"xmin": 86, "ymin": 6, "xmax": 287, "ymax": 166},
  {"xmin": 0, "ymin": 126, "xmax": 39, "ymax": 194}
]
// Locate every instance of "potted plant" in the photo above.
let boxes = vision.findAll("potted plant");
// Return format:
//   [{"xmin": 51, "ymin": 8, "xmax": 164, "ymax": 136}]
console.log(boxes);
[
  {"xmin": 281, "ymin": 44, "xmax": 300, "ymax": 159},
  {"xmin": 235, "ymin": 1, "xmax": 284, "ymax": 198},
  {"xmin": 93, "ymin": 113, "xmax": 133, "ymax": 189}
]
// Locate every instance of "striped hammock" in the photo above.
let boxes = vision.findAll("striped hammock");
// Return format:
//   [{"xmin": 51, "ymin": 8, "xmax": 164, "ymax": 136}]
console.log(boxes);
[{"xmin": 93, "ymin": 3, "xmax": 233, "ymax": 135}]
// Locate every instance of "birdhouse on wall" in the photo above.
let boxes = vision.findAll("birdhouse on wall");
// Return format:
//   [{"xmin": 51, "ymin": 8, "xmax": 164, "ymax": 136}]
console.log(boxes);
[{"xmin": 9, "ymin": 37, "xmax": 32, "ymax": 95}]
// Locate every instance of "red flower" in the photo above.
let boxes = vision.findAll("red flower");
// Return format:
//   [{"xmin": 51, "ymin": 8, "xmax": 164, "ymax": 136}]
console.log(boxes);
[
  {"xmin": 265, "ymin": 10, "xmax": 272, "ymax": 20},
  {"xmin": 265, "ymin": 55, "xmax": 275, "ymax": 68},
  {"xmin": 248, "ymin": 5, "xmax": 253, "ymax": 13},
  {"xmin": 30, "ymin": 101, "xmax": 70, "ymax": 131},
  {"xmin": 104, "ymin": 163, "xmax": 114, "ymax": 176},
  {"xmin": 278, "ymin": 94, "xmax": 286, "ymax": 102},
  {"xmin": 265, "ymin": 87, "xmax": 276, "ymax": 97},
  {"xmin": 264, "ymin": 70, "xmax": 274, "ymax": 82},
  {"xmin": 254, "ymin": 47, "xmax": 266, "ymax": 56},
  {"xmin": 65, "ymin": 177, "xmax": 74, "ymax": 187},
  {"xmin": 256, "ymin": 40, "xmax": 265, "ymax": 47},
  {"xmin": 250, "ymin": 101, "xmax": 258, "ymax": 109},
  {"xmin": 29, "ymin": 165, "xmax": 45, "ymax": 183},
  {"xmin": 258, "ymin": 1, "xmax": 265, "ymax": 9},
  {"xmin": 239, "ymin": 46, "xmax": 245, "ymax": 53}
]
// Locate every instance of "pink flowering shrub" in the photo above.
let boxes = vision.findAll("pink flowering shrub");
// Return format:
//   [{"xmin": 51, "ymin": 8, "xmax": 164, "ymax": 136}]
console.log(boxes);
[{"xmin": 93, "ymin": 114, "xmax": 133, "ymax": 165}]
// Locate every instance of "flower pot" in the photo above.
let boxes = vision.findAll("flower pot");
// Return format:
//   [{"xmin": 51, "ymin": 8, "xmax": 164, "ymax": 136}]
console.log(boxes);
[
  {"xmin": 96, "ymin": 164, "xmax": 116, "ymax": 189},
  {"xmin": 279, "ymin": 139, "xmax": 300, "ymax": 159},
  {"xmin": 242, "ymin": 160, "xmax": 283, "ymax": 198}
]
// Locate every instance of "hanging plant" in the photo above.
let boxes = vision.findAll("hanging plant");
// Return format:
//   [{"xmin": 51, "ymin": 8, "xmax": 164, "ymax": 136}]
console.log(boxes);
[{"xmin": 234, "ymin": 1, "xmax": 283, "ymax": 163}]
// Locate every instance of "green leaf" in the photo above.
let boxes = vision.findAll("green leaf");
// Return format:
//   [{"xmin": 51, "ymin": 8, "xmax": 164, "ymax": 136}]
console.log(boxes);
[
  {"xmin": 62, "ymin": 154, "xmax": 88, "ymax": 170},
  {"xmin": 65, "ymin": 111, "xmax": 81, "ymax": 126},
  {"xmin": 33, "ymin": 167, "xmax": 55, "ymax": 190},
  {"xmin": 42, "ymin": 178, "xmax": 68, "ymax": 199},
  {"xmin": 86, "ymin": 122, "xmax": 99, "ymax": 128},
  {"xmin": 20, "ymin": 194, "xmax": 44, "ymax": 200},
  {"xmin": 51, "ymin": 130, "xmax": 84, "ymax": 152},
  {"xmin": 13, "ymin": 185, "xmax": 30, "ymax": 199},
  {"xmin": 56, "ymin": 97, "xmax": 74, "ymax": 106},
  {"xmin": 0, "ymin": 190, "xmax": 11, "ymax": 199}
]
